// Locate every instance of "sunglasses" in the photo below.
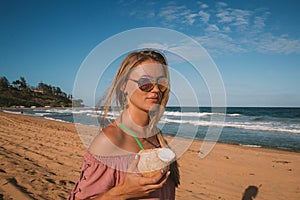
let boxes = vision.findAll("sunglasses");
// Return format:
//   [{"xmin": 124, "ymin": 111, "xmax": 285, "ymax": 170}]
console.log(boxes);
[{"xmin": 127, "ymin": 76, "xmax": 168, "ymax": 92}]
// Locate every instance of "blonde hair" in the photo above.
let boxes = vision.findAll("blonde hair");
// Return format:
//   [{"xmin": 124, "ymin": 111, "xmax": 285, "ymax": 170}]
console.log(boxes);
[{"xmin": 97, "ymin": 49, "xmax": 170, "ymax": 128}]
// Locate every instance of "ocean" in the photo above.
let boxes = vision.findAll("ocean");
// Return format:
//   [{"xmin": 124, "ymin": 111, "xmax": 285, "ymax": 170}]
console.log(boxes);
[{"xmin": 4, "ymin": 107, "xmax": 300, "ymax": 152}]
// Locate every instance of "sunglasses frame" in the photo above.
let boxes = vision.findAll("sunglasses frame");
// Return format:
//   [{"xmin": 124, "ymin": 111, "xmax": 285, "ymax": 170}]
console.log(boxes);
[{"xmin": 127, "ymin": 75, "xmax": 168, "ymax": 92}]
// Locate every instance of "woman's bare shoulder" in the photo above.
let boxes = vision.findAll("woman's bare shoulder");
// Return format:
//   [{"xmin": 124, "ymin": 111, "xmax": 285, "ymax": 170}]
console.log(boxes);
[{"xmin": 88, "ymin": 123, "xmax": 126, "ymax": 156}]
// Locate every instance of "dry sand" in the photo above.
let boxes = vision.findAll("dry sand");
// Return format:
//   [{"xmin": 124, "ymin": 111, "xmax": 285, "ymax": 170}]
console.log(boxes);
[{"xmin": 0, "ymin": 111, "xmax": 299, "ymax": 199}]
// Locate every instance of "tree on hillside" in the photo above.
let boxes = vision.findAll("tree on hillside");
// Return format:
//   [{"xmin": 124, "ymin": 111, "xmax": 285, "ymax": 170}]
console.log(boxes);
[
  {"xmin": 38, "ymin": 82, "xmax": 52, "ymax": 94},
  {"xmin": 12, "ymin": 79, "xmax": 22, "ymax": 90},
  {"xmin": 53, "ymin": 86, "xmax": 67, "ymax": 98},
  {"xmin": 0, "ymin": 76, "xmax": 10, "ymax": 89},
  {"xmin": 11, "ymin": 77, "xmax": 29, "ymax": 91},
  {"xmin": 0, "ymin": 77, "xmax": 72, "ymax": 107},
  {"xmin": 19, "ymin": 77, "xmax": 28, "ymax": 90}
]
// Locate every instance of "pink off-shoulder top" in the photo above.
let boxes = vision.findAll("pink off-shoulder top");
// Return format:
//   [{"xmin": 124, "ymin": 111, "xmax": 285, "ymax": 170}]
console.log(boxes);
[{"xmin": 68, "ymin": 151, "xmax": 176, "ymax": 200}]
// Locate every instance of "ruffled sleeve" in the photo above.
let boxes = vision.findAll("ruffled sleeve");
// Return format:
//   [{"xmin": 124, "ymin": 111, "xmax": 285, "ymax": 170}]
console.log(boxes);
[{"xmin": 68, "ymin": 151, "xmax": 135, "ymax": 200}]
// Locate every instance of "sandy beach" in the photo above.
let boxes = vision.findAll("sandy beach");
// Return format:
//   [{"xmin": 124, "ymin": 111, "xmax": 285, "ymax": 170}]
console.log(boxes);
[{"xmin": 0, "ymin": 111, "xmax": 299, "ymax": 200}]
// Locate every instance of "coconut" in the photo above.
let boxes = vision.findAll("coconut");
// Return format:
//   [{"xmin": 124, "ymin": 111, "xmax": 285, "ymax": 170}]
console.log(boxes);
[{"xmin": 137, "ymin": 148, "xmax": 175, "ymax": 177}]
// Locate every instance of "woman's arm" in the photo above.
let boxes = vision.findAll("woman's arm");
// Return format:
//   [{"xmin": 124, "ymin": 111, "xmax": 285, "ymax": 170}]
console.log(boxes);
[{"xmin": 93, "ymin": 156, "xmax": 170, "ymax": 200}]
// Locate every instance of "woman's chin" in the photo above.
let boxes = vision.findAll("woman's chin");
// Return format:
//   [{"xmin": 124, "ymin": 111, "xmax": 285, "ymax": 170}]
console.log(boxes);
[{"xmin": 148, "ymin": 103, "xmax": 160, "ymax": 111}]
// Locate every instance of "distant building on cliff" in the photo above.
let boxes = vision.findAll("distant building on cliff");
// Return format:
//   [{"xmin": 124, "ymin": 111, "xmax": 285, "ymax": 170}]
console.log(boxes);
[{"xmin": 33, "ymin": 90, "xmax": 44, "ymax": 94}]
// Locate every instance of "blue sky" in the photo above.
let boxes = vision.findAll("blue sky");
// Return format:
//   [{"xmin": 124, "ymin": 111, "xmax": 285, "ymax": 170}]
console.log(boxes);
[{"xmin": 0, "ymin": 0, "xmax": 299, "ymax": 107}]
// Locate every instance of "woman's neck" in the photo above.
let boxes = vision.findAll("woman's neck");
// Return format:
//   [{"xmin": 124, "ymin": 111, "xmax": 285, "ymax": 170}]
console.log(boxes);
[
  {"xmin": 117, "ymin": 108, "xmax": 158, "ymax": 138},
  {"xmin": 128, "ymin": 107, "xmax": 149, "ymax": 126}
]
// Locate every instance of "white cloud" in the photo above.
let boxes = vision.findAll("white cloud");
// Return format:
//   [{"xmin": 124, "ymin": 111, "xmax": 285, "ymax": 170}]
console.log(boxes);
[
  {"xmin": 157, "ymin": 5, "xmax": 199, "ymax": 26},
  {"xmin": 138, "ymin": 42, "xmax": 169, "ymax": 50},
  {"xmin": 194, "ymin": 34, "xmax": 246, "ymax": 55},
  {"xmin": 223, "ymin": 26, "xmax": 231, "ymax": 32},
  {"xmin": 197, "ymin": 1, "xmax": 209, "ymax": 9},
  {"xmin": 197, "ymin": 3, "xmax": 300, "ymax": 55},
  {"xmin": 232, "ymin": 10, "xmax": 251, "ymax": 26},
  {"xmin": 256, "ymin": 34, "xmax": 300, "ymax": 54},
  {"xmin": 252, "ymin": 10, "xmax": 270, "ymax": 31},
  {"xmin": 123, "ymin": 1, "xmax": 300, "ymax": 55},
  {"xmin": 205, "ymin": 24, "xmax": 220, "ymax": 32},
  {"xmin": 138, "ymin": 40, "xmax": 210, "ymax": 64},
  {"xmin": 199, "ymin": 10, "xmax": 210, "ymax": 23},
  {"xmin": 201, "ymin": 3, "xmax": 209, "ymax": 9},
  {"xmin": 216, "ymin": 7, "xmax": 252, "ymax": 28},
  {"xmin": 216, "ymin": 2, "xmax": 228, "ymax": 8},
  {"xmin": 186, "ymin": 13, "xmax": 198, "ymax": 25},
  {"xmin": 158, "ymin": 5, "xmax": 186, "ymax": 20},
  {"xmin": 216, "ymin": 10, "xmax": 234, "ymax": 23},
  {"xmin": 253, "ymin": 16, "xmax": 266, "ymax": 30}
]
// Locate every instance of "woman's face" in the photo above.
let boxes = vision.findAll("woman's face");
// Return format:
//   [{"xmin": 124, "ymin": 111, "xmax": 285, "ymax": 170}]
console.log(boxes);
[{"xmin": 124, "ymin": 60, "xmax": 167, "ymax": 113}]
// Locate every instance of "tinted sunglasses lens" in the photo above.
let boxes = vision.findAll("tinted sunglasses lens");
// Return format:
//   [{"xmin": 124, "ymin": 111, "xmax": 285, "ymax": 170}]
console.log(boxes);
[
  {"xmin": 158, "ymin": 78, "xmax": 168, "ymax": 92},
  {"xmin": 138, "ymin": 78, "xmax": 154, "ymax": 92}
]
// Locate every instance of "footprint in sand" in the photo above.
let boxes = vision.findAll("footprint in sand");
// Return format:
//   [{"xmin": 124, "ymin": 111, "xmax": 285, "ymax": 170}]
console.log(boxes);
[
  {"xmin": 24, "ymin": 168, "xmax": 37, "ymax": 175},
  {"xmin": 59, "ymin": 180, "xmax": 67, "ymax": 186},
  {"xmin": 272, "ymin": 160, "xmax": 291, "ymax": 164},
  {"xmin": 45, "ymin": 178, "xmax": 56, "ymax": 184}
]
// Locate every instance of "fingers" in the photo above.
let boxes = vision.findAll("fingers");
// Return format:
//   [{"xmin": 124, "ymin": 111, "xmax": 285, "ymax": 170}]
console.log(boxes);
[
  {"xmin": 143, "ymin": 171, "xmax": 170, "ymax": 192},
  {"xmin": 139, "ymin": 170, "xmax": 170, "ymax": 186},
  {"xmin": 158, "ymin": 171, "xmax": 170, "ymax": 186},
  {"xmin": 156, "ymin": 171, "xmax": 170, "ymax": 187},
  {"xmin": 139, "ymin": 171, "xmax": 162, "ymax": 185}
]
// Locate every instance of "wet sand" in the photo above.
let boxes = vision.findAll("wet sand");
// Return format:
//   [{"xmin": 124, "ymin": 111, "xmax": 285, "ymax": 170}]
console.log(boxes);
[{"xmin": 0, "ymin": 112, "xmax": 299, "ymax": 199}]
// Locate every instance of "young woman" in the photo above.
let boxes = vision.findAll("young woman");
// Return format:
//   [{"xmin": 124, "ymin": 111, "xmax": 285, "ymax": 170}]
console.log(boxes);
[{"xmin": 69, "ymin": 50, "xmax": 180, "ymax": 200}]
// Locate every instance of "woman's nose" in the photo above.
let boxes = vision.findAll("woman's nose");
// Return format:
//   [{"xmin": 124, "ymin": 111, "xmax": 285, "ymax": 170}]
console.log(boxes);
[{"xmin": 151, "ymin": 84, "xmax": 160, "ymax": 92}]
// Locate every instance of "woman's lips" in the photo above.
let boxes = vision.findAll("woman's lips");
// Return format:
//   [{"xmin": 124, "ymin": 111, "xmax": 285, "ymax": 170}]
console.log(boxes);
[{"xmin": 147, "ymin": 96, "xmax": 159, "ymax": 103}]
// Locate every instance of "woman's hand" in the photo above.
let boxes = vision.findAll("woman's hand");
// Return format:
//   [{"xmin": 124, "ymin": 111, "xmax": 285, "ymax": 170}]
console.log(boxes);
[{"xmin": 108, "ymin": 155, "xmax": 170, "ymax": 199}]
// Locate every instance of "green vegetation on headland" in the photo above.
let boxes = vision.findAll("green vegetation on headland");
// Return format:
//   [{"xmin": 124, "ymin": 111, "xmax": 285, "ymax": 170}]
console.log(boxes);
[{"xmin": 0, "ymin": 76, "xmax": 84, "ymax": 107}]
